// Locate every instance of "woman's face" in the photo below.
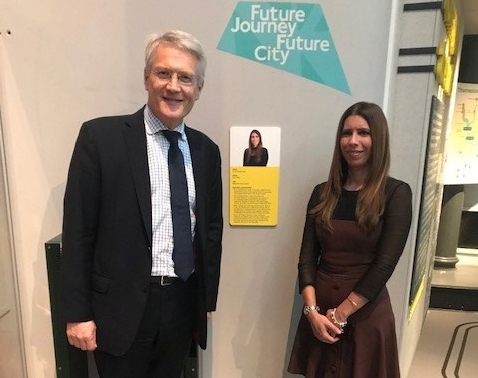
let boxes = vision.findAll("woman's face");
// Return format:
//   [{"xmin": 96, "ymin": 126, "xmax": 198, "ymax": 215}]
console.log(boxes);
[
  {"xmin": 250, "ymin": 132, "xmax": 260, "ymax": 147},
  {"xmin": 340, "ymin": 115, "xmax": 372, "ymax": 170}
]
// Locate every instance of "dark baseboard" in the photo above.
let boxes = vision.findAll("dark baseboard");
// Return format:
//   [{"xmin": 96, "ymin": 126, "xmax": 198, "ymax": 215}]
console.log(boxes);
[{"xmin": 430, "ymin": 286, "xmax": 478, "ymax": 311}]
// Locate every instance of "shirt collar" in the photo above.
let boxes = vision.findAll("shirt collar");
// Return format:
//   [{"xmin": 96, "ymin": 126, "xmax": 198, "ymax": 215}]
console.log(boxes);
[{"xmin": 144, "ymin": 105, "xmax": 186, "ymax": 139}]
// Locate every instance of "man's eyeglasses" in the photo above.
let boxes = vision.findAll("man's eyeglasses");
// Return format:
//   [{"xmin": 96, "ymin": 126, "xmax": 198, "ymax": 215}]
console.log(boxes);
[{"xmin": 154, "ymin": 70, "xmax": 196, "ymax": 86}]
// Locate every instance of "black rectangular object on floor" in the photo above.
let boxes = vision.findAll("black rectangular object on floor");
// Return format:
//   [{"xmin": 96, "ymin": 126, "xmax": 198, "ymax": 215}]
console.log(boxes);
[
  {"xmin": 430, "ymin": 286, "xmax": 478, "ymax": 311},
  {"xmin": 45, "ymin": 234, "xmax": 88, "ymax": 378}
]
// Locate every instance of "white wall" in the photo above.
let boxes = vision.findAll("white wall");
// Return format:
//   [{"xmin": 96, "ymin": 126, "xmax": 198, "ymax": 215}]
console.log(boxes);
[
  {"xmin": 391, "ymin": 1, "xmax": 465, "ymax": 376},
  {"xmin": 0, "ymin": 0, "xmax": 446, "ymax": 377}
]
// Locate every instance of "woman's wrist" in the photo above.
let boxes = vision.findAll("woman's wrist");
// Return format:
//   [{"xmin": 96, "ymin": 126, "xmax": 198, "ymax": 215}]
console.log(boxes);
[
  {"xmin": 334, "ymin": 306, "xmax": 348, "ymax": 323},
  {"xmin": 346, "ymin": 297, "xmax": 358, "ymax": 307},
  {"xmin": 303, "ymin": 305, "xmax": 320, "ymax": 316},
  {"xmin": 331, "ymin": 308, "xmax": 347, "ymax": 328}
]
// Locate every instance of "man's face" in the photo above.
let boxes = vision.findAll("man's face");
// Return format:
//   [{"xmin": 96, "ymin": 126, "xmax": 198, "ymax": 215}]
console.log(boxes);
[{"xmin": 144, "ymin": 43, "xmax": 203, "ymax": 129}]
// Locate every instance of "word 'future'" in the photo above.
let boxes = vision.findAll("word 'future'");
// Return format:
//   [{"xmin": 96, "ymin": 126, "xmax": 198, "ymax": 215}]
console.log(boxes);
[{"xmin": 230, "ymin": 5, "xmax": 330, "ymax": 65}]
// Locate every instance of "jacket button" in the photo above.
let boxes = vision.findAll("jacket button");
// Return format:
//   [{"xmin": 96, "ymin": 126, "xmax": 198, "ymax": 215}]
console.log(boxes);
[
  {"xmin": 142, "ymin": 284, "xmax": 149, "ymax": 293},
  {"xmin": 333, "ymin": 284, "xmax": 340, "ymax": 290}
]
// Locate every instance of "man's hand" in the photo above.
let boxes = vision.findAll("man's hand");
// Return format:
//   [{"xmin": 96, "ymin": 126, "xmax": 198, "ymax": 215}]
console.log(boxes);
[{"xmin": 66, "ymin": 320, "xmax": 97, "ymax": 351}]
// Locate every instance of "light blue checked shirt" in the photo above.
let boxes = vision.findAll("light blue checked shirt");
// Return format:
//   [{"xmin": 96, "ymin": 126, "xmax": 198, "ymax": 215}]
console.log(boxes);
[{"xmin": 144, "ymin": 106, "xmax": 196, "ymax": 277}]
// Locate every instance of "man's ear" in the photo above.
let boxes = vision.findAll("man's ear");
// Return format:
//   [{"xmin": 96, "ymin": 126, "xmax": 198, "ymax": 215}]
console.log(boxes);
[
  {"xmin": 143, "ymin": 68, "xmax": 149, "ymax": 89},
  {"xmin": 195, "ymin": 83, "xmax": 204, "ymax": 100}
]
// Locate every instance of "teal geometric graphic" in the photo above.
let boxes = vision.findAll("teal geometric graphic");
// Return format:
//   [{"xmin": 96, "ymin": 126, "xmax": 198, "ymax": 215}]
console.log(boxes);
[{"xmin": 217, "ymin": 2, "xmax": 350, "ymax": 94}]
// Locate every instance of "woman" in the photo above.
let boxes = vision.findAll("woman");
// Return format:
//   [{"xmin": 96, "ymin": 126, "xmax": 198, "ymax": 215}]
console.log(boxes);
[
  {"xmin": 288, "ymin": 102, "xmax": 412, "ymax": 378},
  {"xmin": 243, "ymin": 129, "xmax": 268, "ymax": 166}
]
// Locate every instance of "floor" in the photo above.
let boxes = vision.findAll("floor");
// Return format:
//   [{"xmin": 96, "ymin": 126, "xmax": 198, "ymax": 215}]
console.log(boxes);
[
  {"xmin": 407, "ymin": 250, "xmax": 478, "ymax": 378},
  {"xmin": 431, "ymin": 250, "xmax": 478, "ymax": 290}
]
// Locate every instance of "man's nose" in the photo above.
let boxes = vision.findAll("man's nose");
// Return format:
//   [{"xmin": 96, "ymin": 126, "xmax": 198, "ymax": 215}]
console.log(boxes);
[{"xmin": 166, "ymin": 75, "xmax": 181, "ymax": 91}]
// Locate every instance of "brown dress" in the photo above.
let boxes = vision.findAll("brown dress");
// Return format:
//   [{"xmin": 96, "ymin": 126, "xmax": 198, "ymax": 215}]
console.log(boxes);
[{"xmin": 288, "ymin": 177, "xmax": 412, "ymax": 378}]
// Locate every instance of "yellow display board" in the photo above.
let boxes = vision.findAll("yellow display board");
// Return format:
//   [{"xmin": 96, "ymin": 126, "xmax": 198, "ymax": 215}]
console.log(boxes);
[
  {"xmin": 230, "ymin": 167, "xmax": 280, "ymax": 226},
  {"xmin": 435, "ymin": 0, "xmax": 458, "ymax": 95},
  {"xmin": 229, "ymin": 126, "xmax": 281, "ymax": 226}
]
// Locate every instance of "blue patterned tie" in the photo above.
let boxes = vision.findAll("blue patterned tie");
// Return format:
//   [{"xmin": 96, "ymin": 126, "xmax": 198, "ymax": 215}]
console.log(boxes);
[{"xmin": 162, "ymin": 130, "xmax": 193, "ymax": 280}]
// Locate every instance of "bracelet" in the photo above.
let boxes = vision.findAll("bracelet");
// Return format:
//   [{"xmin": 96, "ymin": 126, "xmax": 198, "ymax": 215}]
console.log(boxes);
[
  {"xmin": 303, "ymin": 305, "xmax": 320, "ymax": 316},
  {"xmin": 331, "ymin": 308, "xmax": 347, "ymax": 328},
  {"xmin": 346, "ymin": 297, "xmax": 358, "ymax": 307}
]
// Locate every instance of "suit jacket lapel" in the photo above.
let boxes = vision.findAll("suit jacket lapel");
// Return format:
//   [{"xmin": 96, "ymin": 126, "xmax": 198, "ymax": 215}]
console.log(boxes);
[
  {"xmin": 124, "ymin": 108, "xmax": 152, "ymax": 245},
  {"xmin": 186, "ymin": 126, "xmax": 207, "ymax": 242},
  {"xmin": 186, "ymin": 126, "xmax": 204, "ymax": 209}
]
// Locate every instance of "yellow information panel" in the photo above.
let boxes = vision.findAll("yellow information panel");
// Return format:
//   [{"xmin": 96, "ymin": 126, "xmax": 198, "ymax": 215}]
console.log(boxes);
[
  {"xmin": 229, "ymin": 126, "xmax": 281, "ymax": 226},
  {"xmin": 435, "ymin": 0, "xmax": 458, "ymax": 95},
  {"xmin": 230, "ymin": 167, "xmax": 280, "ymax": 226}
]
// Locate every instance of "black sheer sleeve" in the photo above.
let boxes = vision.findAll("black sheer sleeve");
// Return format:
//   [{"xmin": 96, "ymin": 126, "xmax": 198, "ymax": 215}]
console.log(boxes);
[
  {"xmin": 261, "ymin": 148, "xmax": 269, "ymax": 166},
  {"xmin": 297, "ymin": 183, "xmax": 324, "ymax": 292},
  {"xmin": 354, "ymin": 178, "xmax": 413, "ymax": 300}
]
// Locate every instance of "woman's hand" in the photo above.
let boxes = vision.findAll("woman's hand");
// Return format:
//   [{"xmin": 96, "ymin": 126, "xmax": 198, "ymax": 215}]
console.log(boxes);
[
  {"xmin": 306, "ymin": 311, "xmax": 342, "ymax": 343},
  {"xmin": 326, "ymin": 308, "xmax": 347, "ymax": 333}
]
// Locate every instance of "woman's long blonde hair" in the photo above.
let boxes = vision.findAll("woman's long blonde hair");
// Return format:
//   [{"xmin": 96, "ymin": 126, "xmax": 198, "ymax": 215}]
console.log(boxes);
[{"xmin": 311, "ymin": 102, "xmax": 390, "ymax": 234}]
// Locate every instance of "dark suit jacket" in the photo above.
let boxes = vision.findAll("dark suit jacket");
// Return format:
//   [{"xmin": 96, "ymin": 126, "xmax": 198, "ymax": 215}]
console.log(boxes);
[{"xmin": 61, "ymin": 107, "xmax": 223, "ymax": 356}]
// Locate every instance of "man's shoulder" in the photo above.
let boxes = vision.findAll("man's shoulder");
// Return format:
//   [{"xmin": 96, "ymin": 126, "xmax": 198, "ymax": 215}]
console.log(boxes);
[
  {"xmin": 184, "ymin": 125, "xmax": 219, "ymax": 149},
  {"xmin": 82, "ymin": 108, "xmax": 144, "ymax": 128}
]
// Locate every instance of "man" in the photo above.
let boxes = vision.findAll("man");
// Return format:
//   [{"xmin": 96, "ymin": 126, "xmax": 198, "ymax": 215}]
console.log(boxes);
[{"xmin": 61, "ymin": 30, "xmax": 223, "ymax": 377}]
